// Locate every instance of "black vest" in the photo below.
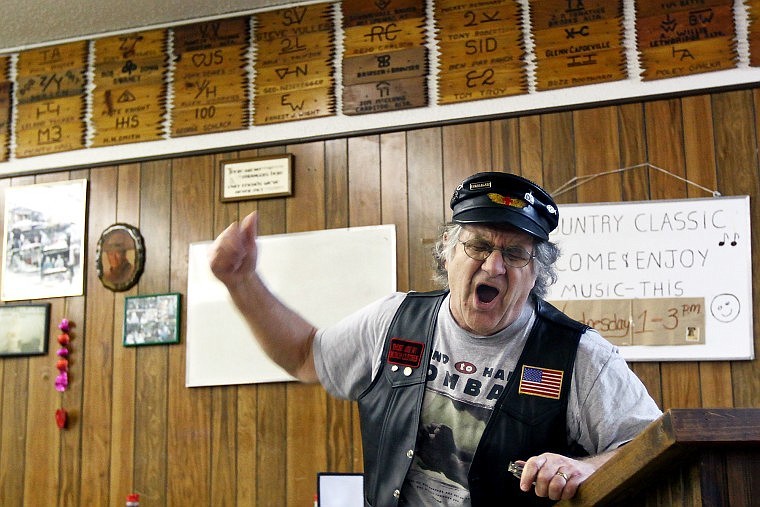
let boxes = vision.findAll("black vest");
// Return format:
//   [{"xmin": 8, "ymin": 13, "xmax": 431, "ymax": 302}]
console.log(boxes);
[{"xmin": 357, "ymin": 290, "xmax": 588, "ymax": 507}]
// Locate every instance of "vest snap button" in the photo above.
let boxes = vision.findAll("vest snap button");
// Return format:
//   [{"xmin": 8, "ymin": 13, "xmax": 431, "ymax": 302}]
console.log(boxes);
[
  {"xmin": 393, "ymin": 489, "xmax": 400, "ymax": 498},
  {"xmin": 406, "ymin": 449, "xmax": 414, "ymax": 458}
]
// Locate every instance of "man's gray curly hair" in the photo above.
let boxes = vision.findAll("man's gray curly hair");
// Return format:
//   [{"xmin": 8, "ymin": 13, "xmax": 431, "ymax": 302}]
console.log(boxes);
[{"xmin": 432, "ymin": 223, "xmax": 560, "ymax": 299}]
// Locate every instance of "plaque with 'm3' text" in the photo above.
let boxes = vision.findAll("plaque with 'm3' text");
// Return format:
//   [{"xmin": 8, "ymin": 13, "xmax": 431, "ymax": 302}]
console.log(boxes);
[{"xmin": 14, "ymin": 41, "xmax": 88, "ymax": 158}]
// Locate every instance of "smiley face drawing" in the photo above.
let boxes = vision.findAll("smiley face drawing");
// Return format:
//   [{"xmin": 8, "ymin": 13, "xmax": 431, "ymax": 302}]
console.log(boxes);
[{"xmin": 710, "ymin": 294, "xmax": 741, "ymax": 323}]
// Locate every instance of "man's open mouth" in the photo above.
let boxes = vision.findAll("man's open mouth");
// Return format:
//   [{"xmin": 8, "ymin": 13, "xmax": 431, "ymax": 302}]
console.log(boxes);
[{"xmin": 476, "ymin": 283, "xmax": 499, "ymax": 304}]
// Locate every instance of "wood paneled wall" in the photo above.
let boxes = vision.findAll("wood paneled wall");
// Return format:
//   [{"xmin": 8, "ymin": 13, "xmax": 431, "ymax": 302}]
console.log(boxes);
[{"xmin": 1, "ymin": 87, "xmax": 760, "ymax": 506}]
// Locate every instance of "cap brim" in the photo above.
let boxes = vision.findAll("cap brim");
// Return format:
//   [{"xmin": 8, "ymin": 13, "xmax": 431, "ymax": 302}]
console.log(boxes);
[{"xmin": 453, "ymin": 207, "xmax": 549, "ymax": 241}]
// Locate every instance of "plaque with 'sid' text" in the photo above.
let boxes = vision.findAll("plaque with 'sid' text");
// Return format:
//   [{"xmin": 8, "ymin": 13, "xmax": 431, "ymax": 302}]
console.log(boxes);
[
  {"xmin": 547, "ymin": 196, "xmax": 753, "ymax": 361},
  {"xmin": 435, "ymin": 0, "xmax": 527, "ymax": 104}
]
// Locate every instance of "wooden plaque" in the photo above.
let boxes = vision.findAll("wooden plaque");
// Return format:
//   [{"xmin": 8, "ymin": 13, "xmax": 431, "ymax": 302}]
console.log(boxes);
[
  {"xmin": 343, "ymin": 47, "xmax": 427, "ymax": 86},
  {"xmin": 530, "ymin": 0, "xmax": 627, "ymax": 92},
  {"xmin": 253, "ymin": 3, "xmax": 336, "ymax": 126},
  {"xmin": 92, "ymin": 29, "xmax": 168, "ymax": 147},
  {"xmin": 636, "ymin": 0, "xmax": 737, "ymax": 81},
  {"xmin": 435, "ymin": 0, "xmax": 526, "ymax": 104},
  {"xmin": 253, "ymin": 88, "xmax": 334, "ymax": 125},
  {"xmin": 172, "ymin": 19, "xmax": 249, "ymax": 137},
  {"xmin": 343, "ymin": 76, "xmax": 427, "ymax": 115},
  {"xmin": 15, "ymin": 42, "xmax": 87, "ymax": 157}
]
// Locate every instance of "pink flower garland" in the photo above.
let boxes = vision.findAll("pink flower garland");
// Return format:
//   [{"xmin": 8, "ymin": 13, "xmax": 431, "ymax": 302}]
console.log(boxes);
[{"xmin": 55, "ymin": 319, "xmax": 72, "ymax": 429}]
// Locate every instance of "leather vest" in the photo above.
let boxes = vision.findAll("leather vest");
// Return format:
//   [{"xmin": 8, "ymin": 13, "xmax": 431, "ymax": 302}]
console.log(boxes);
[{"xmin": 357, "ymin": 290, "xmax": 588, "ymax": 507}]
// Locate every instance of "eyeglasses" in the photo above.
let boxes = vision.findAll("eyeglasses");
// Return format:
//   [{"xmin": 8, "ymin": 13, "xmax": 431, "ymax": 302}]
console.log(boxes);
[{"xmin": 459, "ymin": 239, "xmax": 535, "ymax": 268}]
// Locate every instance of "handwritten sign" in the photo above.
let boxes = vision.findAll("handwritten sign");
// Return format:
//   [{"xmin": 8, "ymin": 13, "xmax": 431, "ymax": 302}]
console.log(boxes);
[{"xmin": 547, "ymin": 196, "xmax": 753, "ymax": 361}]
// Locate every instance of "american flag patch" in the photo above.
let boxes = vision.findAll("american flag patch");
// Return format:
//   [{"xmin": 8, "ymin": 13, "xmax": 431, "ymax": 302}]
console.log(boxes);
[{"xmin": 518, "ymin": 365, "xmax": 564, "ymax": 400}]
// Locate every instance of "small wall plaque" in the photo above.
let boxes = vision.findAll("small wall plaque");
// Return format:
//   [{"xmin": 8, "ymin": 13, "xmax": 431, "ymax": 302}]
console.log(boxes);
[{"xmin": 220, "ymin": 154, "xmax": 293, "ymax": 202}]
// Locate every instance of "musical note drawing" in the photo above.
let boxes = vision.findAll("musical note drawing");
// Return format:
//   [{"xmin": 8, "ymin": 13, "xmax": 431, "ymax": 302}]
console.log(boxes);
[{"xmin": 718, "ymin": 232, "xmax": 738, "ymax": 246}]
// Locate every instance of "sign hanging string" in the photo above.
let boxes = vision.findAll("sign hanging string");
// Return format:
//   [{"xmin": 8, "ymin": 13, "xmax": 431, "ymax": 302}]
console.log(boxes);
[{"xmin": 550, "ymin": 163, "xmax": 721, "ymax": 198}]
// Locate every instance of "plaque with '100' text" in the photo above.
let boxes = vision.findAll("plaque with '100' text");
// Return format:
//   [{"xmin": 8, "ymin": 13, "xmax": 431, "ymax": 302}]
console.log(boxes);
[{"xmin": 172, "ymin": 18, "xmax": 250, "ymax": 137}]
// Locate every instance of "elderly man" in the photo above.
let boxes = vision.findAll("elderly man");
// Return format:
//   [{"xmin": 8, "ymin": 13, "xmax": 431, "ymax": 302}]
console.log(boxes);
[{"xmin": 209, "ymin": 171, "xmax": 661, "ymax": 506}]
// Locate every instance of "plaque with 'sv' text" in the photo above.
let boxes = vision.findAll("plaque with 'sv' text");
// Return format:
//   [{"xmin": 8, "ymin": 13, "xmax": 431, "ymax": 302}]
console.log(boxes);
[{"xmin": 253, "ymin": 3, "xmax": 336, "ymax": 125}]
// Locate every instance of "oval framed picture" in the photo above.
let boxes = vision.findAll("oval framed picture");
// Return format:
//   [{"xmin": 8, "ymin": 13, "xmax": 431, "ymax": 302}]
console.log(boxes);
[{"xmin": 96, "ymin": 223, "xmax": 145, "ymax": 292}]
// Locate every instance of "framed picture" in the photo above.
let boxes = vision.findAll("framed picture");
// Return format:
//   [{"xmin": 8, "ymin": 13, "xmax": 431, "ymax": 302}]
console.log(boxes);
[
  {"xmin": 0, "ymin": 303, "xmax": 50, "ymax": 356},
  {"xmin": 123, "ymin": 293, "xmax": 181, "ymax": 346},
  {"xmin": 96, "ymin": 223, "xmax": 145, "ymax": 292},
  {"xmin": 1, "ymin": 179, "xmax": 88, "ymax": 301},
  {"xmin": 220, "ymin": 154, "xmax": 293, "ymax": 202}
]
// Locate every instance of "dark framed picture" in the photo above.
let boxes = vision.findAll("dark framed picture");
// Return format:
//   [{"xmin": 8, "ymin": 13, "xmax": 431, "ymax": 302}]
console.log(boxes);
[
  {"xmin": 220, "ymin": 154, "xmax": 293, "ymax": 202},
  {"xmin": 123, "ymin": 293, "xmax": 180, "ymax": 346},
  {"xmin": 96, "ymin": 223, "xmax": 145, "ymax": 292},
  {"xmin": 0, "ymin": 303, "xmax": 51, "ymax": 356}
]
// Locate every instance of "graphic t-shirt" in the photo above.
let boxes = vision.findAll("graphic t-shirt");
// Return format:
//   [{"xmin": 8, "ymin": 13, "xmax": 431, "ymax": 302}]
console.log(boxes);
[
  {"xmin": 314, "ymin": 292, "xmax": 662, "ymax": 507},
  {"xmin": 398, "ymin": 296, "xmax": 534, "ymax": 505}
]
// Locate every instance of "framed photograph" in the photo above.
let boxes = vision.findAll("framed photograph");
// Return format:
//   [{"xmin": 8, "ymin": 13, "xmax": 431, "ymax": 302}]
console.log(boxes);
[
  {"xmin": 123, "ymin": 293, "xmax": 181, "ymax": 346},
  {"xmin": 96, "ymin": 223, "xmax": 145, "ymax": 292},
  {"xmin": 220, "ymin": 154, "xmax": 293, "ymax": 202},
  {"xmin": 1, "ymin": 179, "xmax": 88, "ymax": 301},
  {"xmin": 0, "ymin": 303, "xmax": 50, "ymax": 356}
]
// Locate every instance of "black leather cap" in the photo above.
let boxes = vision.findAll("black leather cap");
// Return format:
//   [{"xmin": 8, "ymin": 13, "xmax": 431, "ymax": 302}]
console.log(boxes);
[{"xmin": 450, "ymin": 172, "xmax": 559, "ymax": 240}]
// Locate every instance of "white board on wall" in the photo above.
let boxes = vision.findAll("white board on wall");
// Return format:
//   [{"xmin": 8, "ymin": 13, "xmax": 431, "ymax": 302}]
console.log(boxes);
[
  {"xmin": 186, "ymin": 224, "xmax": 397, "ymax": 387},
  {"xmin": 546, "ymin": 196, "xmax": 753, "ymax": 361}
]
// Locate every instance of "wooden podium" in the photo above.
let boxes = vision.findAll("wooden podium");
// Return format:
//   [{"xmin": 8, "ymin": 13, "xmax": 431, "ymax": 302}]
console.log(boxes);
[{"xmin": 556, "ymin": 408, "xmax": 760, "ymax": 507}]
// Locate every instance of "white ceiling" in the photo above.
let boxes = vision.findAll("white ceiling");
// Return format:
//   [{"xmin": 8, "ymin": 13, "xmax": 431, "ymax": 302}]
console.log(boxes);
[{"xmin": 0, "ymin": 0, "xmax": 296, "ymax": 53}]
